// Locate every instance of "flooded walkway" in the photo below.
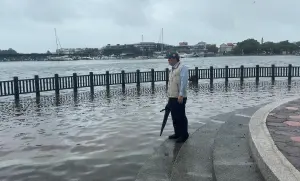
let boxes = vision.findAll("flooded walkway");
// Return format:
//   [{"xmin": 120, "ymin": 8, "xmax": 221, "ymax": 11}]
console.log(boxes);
[{"xmin": 0, "ymin": 80, "xmax": 300, "ymax": 181}]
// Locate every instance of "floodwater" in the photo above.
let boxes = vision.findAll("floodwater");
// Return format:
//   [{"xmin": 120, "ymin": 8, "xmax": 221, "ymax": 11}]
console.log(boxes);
[
  {"xmin": 1, "ymin": 80, "xmax": 300, "ymax": 181},
  {"xmin": 0, "ymin": 56, "xmax": 300, "ymax": 181}
]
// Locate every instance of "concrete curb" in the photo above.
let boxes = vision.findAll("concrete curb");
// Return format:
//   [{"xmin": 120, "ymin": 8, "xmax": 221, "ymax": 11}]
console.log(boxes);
[{"xmin": 249, "ymin": 96, "xmax": 300, "ymax": 181}]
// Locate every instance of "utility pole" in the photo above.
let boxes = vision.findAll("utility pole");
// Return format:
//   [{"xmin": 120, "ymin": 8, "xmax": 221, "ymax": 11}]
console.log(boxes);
[{"xmin": 162, "ymin": 28, "xmax": 164, "ymax": 52}]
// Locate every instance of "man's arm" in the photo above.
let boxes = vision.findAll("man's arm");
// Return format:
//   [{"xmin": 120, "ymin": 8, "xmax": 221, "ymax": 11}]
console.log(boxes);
[{"xmin": 179, "ymin": 66, "xmax": 189, "ymax": 97}]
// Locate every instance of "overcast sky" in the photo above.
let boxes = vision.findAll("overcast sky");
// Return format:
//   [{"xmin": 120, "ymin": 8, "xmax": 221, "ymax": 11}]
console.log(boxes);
[{"xmin": 0, "ymin": 0, "xmax": 299, "ymax": 53}]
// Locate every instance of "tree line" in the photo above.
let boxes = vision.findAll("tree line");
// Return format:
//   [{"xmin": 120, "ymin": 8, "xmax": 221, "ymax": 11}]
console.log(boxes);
[
  {"xmin": 0, "ymin": 48, "xmax": 18, "ymax": 54},
  {"xmin": 230, "ymin": 39, "xmax": 300, "ymax": 55},
  {"xmin": 2, "ymin": 38, "xmax": 300, "ymax": 56}
]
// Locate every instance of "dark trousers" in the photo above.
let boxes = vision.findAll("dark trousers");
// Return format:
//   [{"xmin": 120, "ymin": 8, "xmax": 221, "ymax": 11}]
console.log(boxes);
[{"xmin": 168, "ymin": 97, "xmax": 189, "ymax": 137}]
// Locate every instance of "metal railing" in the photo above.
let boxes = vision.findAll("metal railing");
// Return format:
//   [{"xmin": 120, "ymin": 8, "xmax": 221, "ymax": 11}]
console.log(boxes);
[{"xmin": 0, "ymin": 64, "xmax": 297, "ymax": 101}]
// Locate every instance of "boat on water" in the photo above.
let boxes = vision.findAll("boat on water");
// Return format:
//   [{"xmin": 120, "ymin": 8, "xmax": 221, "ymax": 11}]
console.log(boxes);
[
  {"xmin": 153, "ymin": 51, "xmax": 166, "ymax": 59},
  {"xmin": 156, "ymin": 55, "xmax": 166, "ymax": 59},
  {"xmin": 81, "ymin": 56, "xmax": 94, "ymax": 60},
  {"xmin": 135, "ymin": 56, "xmax": 149, "ymax": 59},
  {"xmin": 48, "ymin": 28, "xmax": 76, "ymax": 61},
  {"xmin": 47, "ymin": 55, "xmax": 73, "ymax": 61},
  {"xmin": 179, "ymin": 53, "xmax": 199, "ymax": 58}
]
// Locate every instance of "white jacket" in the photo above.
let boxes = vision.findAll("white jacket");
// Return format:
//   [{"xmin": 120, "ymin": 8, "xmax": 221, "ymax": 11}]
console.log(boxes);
[{"xmin": 168, "ymin": 62, "xmax": 187, "ymax": 98}]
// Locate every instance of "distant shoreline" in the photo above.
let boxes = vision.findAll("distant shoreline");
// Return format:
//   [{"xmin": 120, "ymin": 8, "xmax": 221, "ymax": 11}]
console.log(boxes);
[{"xmin": 0, "ymin": 54, "xmax": 298, "ymax": 63}]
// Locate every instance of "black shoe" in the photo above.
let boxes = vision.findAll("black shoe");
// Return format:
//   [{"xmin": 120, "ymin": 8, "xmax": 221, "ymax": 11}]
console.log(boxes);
[
  {"xmin": 176, "ymin": 135, "xmax": 189, "ymax": 143},
  {"xmin": 168, "ymin": 134, "xmax": 179, "ymax": 140}
]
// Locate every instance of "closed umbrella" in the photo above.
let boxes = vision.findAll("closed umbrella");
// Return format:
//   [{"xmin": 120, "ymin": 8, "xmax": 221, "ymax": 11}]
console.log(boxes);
[{"xmin": 159, "ymin": 103, "xmax": 171, "ymax": 136}]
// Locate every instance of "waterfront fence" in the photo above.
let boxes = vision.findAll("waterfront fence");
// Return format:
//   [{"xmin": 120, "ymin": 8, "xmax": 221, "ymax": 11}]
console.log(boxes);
[{"xmin": 0, "ymin": 64, "xmax": 297, "ymax": 101}]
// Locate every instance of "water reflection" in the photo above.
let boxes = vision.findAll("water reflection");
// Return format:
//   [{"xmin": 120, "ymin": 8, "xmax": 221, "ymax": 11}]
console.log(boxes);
[
  {"xmin": 1, "ymin": 79, "xmax": 298, "ymax": 124},
  {"xmin": 0, "ymin": 79, "xmax": 300, "ymax": 181}
]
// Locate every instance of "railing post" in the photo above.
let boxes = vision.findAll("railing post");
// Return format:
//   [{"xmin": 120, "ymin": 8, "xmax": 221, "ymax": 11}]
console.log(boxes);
[
  {"xmin": 240, "ymin": 65, "xmax": 244, "ymax": 85},
  {"xmin": 151, "ymin": 68, "xmax": 155, "ymax": 88},
  {"xmin": 288, "ymin": 64, "xmax": 292, "ymax": 85},
  {"xmin": 136, "ymin": 70, "xmax": 140, "ymax": 88},
  {"xmin": 121, "ymin": 70, "xmax": 126, "ymax": 92},
  {"xmin": 255, "ymin": 65, "xmax": 259, "ymax": 85},
  {"xmin": 13, "ymin": 76, "xmax": 19, "ymax": 102},
  {"xmin": 89, "ymin": 72, "xmax": 94, "ymax": 94},
  {"xmin": 195, "ymin": 67, "xmax": 199, "ymax": 84},
  {"xmin": 73, "ymin": 73, "xmax": 78, "ymax": 94},
  {"xmin": 210, "ymin": 66, "xmax": 214, "ymax": 87},
  {"xmin": 271, "ymin": 64, "xmax": 275, "ymax": 85},
  {"xmin": 0, "ymin": 82, "xmax": 2, "ymax": 96},
  {"xmin": 106, "ymin": 71, "xmax": 110, "ymax": 92},
  {"xmin": 165, "ymin": 68, "xmax": 169, "ymax": 88},
  {"xmin": 54, "ymin": 74, "xmax": 59, "ymax": 95},
  {"xmin": 34, "ymin": 75, "xmax": 40, "ymax": 98},
  {"xmin": 225, "ymin": 66, "xmax": 229, "ymax": 86}
]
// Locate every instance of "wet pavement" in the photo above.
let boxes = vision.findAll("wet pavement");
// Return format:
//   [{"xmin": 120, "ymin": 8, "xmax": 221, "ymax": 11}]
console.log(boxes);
[
  {"xmin": 267, "ymin": 98, "xmax": 300, "ymax": 171},
  {"xmin": 1, "ymin": 79, "xmax": 300, "ymax": 181}
]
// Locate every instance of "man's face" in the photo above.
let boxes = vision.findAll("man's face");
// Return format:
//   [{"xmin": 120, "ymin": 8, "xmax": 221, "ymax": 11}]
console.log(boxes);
[{"xmin": 168, "ymin": 58, "xmax": 177, "ymax": 66}]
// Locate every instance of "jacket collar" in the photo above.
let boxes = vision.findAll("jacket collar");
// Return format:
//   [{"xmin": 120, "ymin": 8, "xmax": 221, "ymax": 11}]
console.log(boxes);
[{"xmin": 172, "ymin": 62, "xmax": 180, "ymax": 70}]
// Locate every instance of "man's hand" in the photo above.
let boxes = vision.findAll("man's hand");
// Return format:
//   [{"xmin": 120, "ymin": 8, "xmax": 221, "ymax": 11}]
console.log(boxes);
[{"xmin": 178, "ymin": 96, "xmax": 184, "ymax": 104}]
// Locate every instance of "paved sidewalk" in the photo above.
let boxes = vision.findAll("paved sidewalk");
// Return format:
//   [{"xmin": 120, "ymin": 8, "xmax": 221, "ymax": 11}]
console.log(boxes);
[{"xmin": 266, "ymin": 99, "xmax": 300, "ymax": 170}]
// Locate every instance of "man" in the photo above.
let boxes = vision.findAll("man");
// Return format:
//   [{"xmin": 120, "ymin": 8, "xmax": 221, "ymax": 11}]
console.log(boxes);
[{"xmin": 167, "ymin": 52, "xmax": 189, "ymax": 143}]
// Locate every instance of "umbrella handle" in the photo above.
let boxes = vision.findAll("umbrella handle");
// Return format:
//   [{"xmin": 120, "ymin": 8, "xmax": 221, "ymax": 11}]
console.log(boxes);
[{"xmin": 160, "ymin": 108, "xmax": 171, "ymax": 112}]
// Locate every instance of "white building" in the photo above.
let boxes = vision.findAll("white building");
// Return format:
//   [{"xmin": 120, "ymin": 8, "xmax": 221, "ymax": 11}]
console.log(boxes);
[
  {"xmin": 219, "ymin": 43, "xmax": 235, "ymax": 53},
  {"xmin": 191, "ymin": 41, "xmax": 207, "ymax": 53},
  {"xmin": 132, "ymin": 42, "xmax": 158, "ymax": 51}
]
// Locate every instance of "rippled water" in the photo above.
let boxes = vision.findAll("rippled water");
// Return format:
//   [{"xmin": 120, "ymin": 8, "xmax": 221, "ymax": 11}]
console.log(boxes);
[
  {"xmin": 1, "ymin": 79, "xmax": 300, "ymax": 181},
  {"xmin": 1, "ymin": 56, "xmax": 300, "ymax": 180},
  {"xmin": 1, "ymin": 55, "xmax": 300, "ymax": 80}
]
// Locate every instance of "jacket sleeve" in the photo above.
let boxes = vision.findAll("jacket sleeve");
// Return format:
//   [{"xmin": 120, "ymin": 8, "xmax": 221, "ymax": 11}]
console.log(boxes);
[{"xmin": 179, "ymin": 66, "xmax": 189, "ymax": 96}]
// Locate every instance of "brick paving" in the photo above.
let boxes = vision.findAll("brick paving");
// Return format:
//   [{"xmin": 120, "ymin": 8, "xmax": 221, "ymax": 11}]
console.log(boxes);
[{"xmin": 267, "ymin": 99, "xmax": 300, "ymax": 170}]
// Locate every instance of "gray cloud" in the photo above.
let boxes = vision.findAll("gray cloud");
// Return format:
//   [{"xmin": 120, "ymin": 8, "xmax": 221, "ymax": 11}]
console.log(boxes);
[
  {"xmin": 22, "ymin": 0, "xmax": 83, "ymax": 23},
  {"xmin": 0, "ymin": 0, "xmax": 300, "ymax": 53},
  {"xmin": 98, "ymin": 0, "xmax": 152, "ymax": 26}
]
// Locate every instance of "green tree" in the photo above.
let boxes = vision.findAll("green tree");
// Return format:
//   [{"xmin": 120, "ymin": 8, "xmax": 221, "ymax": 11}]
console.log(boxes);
[
  {"xmin": 206, "ymin": 44, "xmax": 218, "ymax": 53},
  {"xmin": 0, "ymin": 48, "xmax": 18, "ymax": 54},
  {"xmin": 232, "ymin": 38, "xmax": 300, "ymax": 55},
  {"xmin": 232, "ymin": 38, "xmax": 260, "ymax": 55},
  {"xmin": 295, "ymin": 41, "xmax": 300, "ymax": 47},
  {"xmin": 277, "ymin": 40, "xmax": 299, "ymax": 54},
  {"xmin": 260, "ymin": 41, "xmax": 277, "ymax": 54}
]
